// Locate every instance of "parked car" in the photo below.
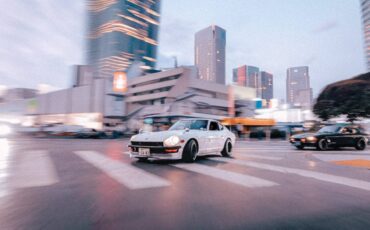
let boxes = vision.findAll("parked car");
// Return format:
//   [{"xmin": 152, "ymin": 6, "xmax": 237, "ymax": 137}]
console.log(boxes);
[
  {"xmin": 129, "ymin": 119, "xmax": 236, "ymax": 162},
  {"xmin": 75, "ymin": 128, "xmax": 107, "ymax": 139},
  {"xmin": 290, "ymin": 124, "xmax": 368, "ymax": 150}
]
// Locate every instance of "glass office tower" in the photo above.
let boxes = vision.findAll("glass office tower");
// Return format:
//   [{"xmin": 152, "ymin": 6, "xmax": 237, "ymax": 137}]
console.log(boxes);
[{"xmin": 87, "ymin": 0, "xmax": 161, "ymax": 78}]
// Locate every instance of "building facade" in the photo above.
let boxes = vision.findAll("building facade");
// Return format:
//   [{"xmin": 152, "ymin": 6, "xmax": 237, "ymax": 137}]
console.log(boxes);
[
  {"xmin": 361, "ymin": 0, "xmax": 370, "ymax": 71},
  {"xmin": 195, "ymin": 25, "xmax": 226, "ymax": 84},
  {"xmin": 87, "ymin": 0, "xmax": 161, "ymax": 79},
  {"xmin": 260, "ymin": 71, "xmax": 273, "ymax": 102},
  {"xmin": 286, "ymin": 66, "xmax": 312, "ymax": 109},
  {"xmin": 232, "ymin": 65, "xmax": 261, "ymax": 97}
]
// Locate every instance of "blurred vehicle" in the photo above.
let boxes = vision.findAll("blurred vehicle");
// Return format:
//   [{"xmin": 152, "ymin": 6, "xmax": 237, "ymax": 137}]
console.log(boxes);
[
  {"xmin": 129, "ymin": 119, "xmax": 236, "ymax": 162},
  {"xmin": 42, "ymin": 124, "xmax": 84, "ymax": 136},
  {"xmin": 290, "ymin": 124, "xmax": 368, "ymax": 150},
  {"xmin": 270, "ymin": 127, "xmax": 287, "ymax": 139},
  {"xmin": 0, "ymin": 123, "xmax": 12, "ymax": 137},
  {"xmin": 75, "ymin": 128, "xmax": 107, "ymax": 139}
]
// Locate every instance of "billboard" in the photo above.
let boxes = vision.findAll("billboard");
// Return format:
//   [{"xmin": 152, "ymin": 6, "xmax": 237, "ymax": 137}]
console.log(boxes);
[{"xmin": 113, "ymin": 72, "xmax": 128, "ymax": 93}]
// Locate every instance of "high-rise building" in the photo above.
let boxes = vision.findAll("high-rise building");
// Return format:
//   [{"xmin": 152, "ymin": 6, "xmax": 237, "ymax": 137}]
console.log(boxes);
[
  {"xmin": 232, "ymin": 65, "xmax": 261, "ymax": 97},
  {"xmin": 361, "ymin": 0, "xmax": 370, "ymax": 70},
  {"xmin": 195, "ymin": 25, "xmax": 226, "ymax": 84},
  {"xmin": 260, "ymin": 71, "xmax": 273, "ymax": 101},
  {"xmin": 286, "ymin": 66, "xmax": 312, "ymax": 108},
  {"xmin": 87, "ymin": 0, "xmax": 161, "ymax": 79}
]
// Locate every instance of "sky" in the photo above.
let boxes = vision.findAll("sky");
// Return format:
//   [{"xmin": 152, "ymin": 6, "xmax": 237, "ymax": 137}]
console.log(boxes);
[{"xmin": 0, "ymin": 0, "xmax": 366, "ymax": 100}]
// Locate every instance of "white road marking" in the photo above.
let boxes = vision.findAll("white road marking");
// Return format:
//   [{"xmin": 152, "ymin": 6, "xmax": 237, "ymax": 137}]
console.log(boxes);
[
  {"xmin": 313, "ymin": 154, "xmax": 370, "ymax": 162},
  {"xmin": 213, "ymin": 158, "xmax": 370, "ymax": 192},
  {"xmin": 10, "ymin": 150, "xmax": 59, "ymax": 188},
  {"xmin": 74, "ymin": 151, "xmax": 170, "ymax": 189},
  {"xmin": 173, "ymin": 163, "xmax": 278, "ymax": 188}
]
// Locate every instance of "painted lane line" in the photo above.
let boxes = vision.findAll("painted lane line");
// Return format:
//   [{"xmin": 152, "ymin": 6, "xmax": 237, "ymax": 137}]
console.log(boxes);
[
  {"xmin": 213, "ymin": 158, "xmax": 370, "ymax": 192},
  {"xmin": 172, "ymin": 163, "xmax": 278, "ymax": 188},
  {"xmin": 10, "ymin": 150, "xmax": 59, "ymax": 188},
  {"xmin": 74, "ymin": 151, "xmax": 170, "ymax": 189}
]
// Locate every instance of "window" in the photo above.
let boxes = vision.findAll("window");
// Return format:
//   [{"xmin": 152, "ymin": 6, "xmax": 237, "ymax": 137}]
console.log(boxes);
[{"xmin": 209, "ymin": 121, "xmax": 220, "ymax": 131}]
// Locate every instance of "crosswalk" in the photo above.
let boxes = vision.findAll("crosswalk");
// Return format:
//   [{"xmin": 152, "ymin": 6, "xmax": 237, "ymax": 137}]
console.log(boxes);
[{"xmin": 2, "ymin": 147, "xmax": 370, "ymax": 196}]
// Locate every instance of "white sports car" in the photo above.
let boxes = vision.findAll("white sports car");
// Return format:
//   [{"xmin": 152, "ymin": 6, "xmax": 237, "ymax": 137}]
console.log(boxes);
[{"xmin": 129, "ymin": 119, "xmax": 236, "ymax": 162}]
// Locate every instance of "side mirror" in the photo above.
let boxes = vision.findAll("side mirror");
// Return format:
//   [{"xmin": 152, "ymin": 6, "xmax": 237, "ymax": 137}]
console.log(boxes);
[
  {"xmin": 139, "ymin": 128, "xmax": 146, "ymax": 134},
  {"xmin": 185, "ymin": 128, "xmax": 190, "ymax": 132}
]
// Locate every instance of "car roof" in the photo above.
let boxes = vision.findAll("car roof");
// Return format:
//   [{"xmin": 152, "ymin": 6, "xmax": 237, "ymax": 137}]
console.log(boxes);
[{"xmin": 178, "ymin": 118, "xmax": 218, "ymax": 122}]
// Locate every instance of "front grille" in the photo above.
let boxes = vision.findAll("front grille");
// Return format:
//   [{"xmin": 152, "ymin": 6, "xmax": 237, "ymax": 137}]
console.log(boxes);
[{"xmin": 131, "ymin": 141, "xmax": 163, "ymax": 147}]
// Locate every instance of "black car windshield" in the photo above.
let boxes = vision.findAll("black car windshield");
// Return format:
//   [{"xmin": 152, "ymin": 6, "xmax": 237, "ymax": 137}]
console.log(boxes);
[
  {"xmin": 169, "ymin": 120, "xmax": 208, "ymax": 130},
  {"xmin": 318, "ymin": 126, "xmax": 341, "ymax": 134}
]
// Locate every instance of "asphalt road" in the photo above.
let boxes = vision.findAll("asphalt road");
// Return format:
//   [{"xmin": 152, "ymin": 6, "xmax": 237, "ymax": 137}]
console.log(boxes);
[{"xmin": 1, "ymin": 137, "xmax": 370, "ymax": 230}]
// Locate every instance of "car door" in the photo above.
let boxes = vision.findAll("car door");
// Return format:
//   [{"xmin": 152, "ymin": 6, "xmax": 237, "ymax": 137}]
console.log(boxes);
[
  {"xmin": 334, "ymin": 127, "xmax": 352, "ymax": 147},
  {"xmin": 207, "ymin": 121, "xmax": 221, "ymax": 152}
]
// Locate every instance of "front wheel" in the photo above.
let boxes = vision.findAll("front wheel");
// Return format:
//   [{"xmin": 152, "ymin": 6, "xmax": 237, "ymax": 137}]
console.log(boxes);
[
  {"xmin": 221, "ymin": 139, "xmax": 233, "ymax": 157},
  {"xmin": 317, "ymin": 139, "xmax": 328, "ymax": 151},
  {"xmin": 182, "ymin": 140, "xmax": 198, "ymax": 163},
  {"xmin": 355, "ymin": 139, "xmax": 367, "ymax": 150}
]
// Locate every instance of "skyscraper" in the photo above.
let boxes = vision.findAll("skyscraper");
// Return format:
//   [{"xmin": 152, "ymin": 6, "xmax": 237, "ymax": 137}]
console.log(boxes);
[
  {"xmin": 361, "ymin": 0, "xmax": 370, "ymax": 70},
  {"xmin": 286, "ymin": 66, "xmax": 312, "ymax": 108},
  {"xmin": 87, "ymin": 0, "xmax": 161, "ymax": 79},
  {"xmin": 232, "ymin": 65, "xmax": 261, "ymax": 97},
  {"xmin": 195, "ymin": 25, "xmax": 226, "ymax": 84},
  {"xmin": 260, "ymin": 71, "xmax": 273, "ymax": 101}
]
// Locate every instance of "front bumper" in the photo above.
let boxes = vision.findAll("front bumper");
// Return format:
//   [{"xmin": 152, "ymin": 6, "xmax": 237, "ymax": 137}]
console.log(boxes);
[
  {"xmin": 289, "ymin": 139, "xmax": 317, "ymax": 147},
  {"xmin": 128, "ymin": 145, "xmax": 183, "ymax": 160}
]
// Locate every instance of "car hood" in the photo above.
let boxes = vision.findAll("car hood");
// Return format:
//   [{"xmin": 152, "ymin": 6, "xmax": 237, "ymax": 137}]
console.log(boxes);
[{"xmin": 131, "ymin": 130, "xmax": 188, "ymax": 142}]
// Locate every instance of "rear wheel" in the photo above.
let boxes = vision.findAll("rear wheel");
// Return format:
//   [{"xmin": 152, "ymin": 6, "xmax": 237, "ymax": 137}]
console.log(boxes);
[
  {"xmin": 355, "ymin": 139, "xmax": 367, "ymax": 150},
  {"xmin": 221, "ymin": 139, "xmax": 233, "ymax": 157},
  {"xmin": 182, "ymin": 140, "xmax": 198, "ymax": 163},
  {"xmin": 317, "ymin": 139, "xmax": 328, "ymax": 151}
]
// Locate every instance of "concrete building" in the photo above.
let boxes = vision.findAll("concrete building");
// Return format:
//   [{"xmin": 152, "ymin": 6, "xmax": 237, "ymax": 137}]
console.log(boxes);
[
  {"xmin": 195, "ymin": 25, "xmax": 226, "ymax": 84},
  {"xmin": 232, "ymin": 65, "xmax": 261, "ymax": 97},
  {"xmin": 87, "ymin": 0, "xmax": 161, "ymax": 78},
  {"xmin": 73, "ymin": 65, "xmax": 94, "ymax": 87},
  {"xmin": 286, "ymin": 66, "xmax": 312, "ymax": 109},
  {"xmin": 260, "ymin": 71, "xmax": 273, "ymax": 102},
  {"xmin": 361, "ymin": 0, "xmax": 370, "ymax": 70}
]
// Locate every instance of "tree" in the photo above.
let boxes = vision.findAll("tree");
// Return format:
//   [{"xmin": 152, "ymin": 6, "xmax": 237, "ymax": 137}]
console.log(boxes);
[{"xmin": 313, "ymin": 72, "xmax": 370, "ymax": 122}]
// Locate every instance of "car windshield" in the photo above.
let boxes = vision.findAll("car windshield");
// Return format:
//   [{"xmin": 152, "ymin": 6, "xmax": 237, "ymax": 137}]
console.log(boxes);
[
  {"xmin": 169, "ymin": 120, "xmax": 208, "ymax": 130},
  {"xmin": 318, "ymin": 125, "xmax": 340, "ymax": 134}
]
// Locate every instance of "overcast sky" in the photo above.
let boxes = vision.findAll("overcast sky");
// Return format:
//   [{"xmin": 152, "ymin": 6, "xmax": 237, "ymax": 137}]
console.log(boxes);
[{"xmin": 0, "ymin": 0, "xmax": 366, "ymax": 100}]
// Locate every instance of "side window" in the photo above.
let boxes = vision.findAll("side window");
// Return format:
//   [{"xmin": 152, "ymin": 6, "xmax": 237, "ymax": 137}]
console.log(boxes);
[
  {"xmin": 218, "ymin": 123, "xmax": 224, "ymax": 130},
  {"xmin": 209, "ymin": 121, "xmax": 220, "ymax": 131}
]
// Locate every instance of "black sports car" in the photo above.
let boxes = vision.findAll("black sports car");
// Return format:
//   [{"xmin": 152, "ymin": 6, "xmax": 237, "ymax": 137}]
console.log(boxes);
[{"xmin": 290, "ymin": 125, "xmax": 368, "ymax": 150}]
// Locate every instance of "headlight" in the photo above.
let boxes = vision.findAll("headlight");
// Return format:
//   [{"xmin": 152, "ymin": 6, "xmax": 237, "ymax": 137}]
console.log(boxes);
[
  {"xmin": 164, "ymin": 135, "xmax": 180, "ymax": 147},
  {"xmin": 130, "ymin": 135, "xmax": 137, "ymax": 141},
  {"xmin": 306, "ymin": 136, "xmax": 317, "ymax": 142}
]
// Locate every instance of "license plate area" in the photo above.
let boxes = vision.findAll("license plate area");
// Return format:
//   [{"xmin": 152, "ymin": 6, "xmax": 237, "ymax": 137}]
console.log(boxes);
[{"xmin": 138, "ymin": 148, "xmax": 150, "ymax": 156}]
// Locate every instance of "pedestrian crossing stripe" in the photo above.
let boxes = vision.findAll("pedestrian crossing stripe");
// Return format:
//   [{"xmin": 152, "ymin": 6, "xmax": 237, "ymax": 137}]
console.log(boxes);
[{"xmin": 74, "ymin": 151, "xmax": 170, "ymax": 189}]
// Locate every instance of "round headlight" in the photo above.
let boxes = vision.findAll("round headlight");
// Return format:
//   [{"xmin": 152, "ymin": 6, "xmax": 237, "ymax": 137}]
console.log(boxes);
[
  {"xmin": 164, "ymin": 135, "xmax": 180, "ymax": 147},
  {"xmin": 130, "ymin": 135, "xmax": 137, "ymax": 141}
]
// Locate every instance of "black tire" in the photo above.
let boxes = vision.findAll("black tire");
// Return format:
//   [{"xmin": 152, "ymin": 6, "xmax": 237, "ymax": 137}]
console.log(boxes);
[
  {"xmin": 182, "ymin": 140, "xmax": 198, "ymax": 163},
  {"xmin": 137, "ymin": 157, "xmax": 148, "ymax": 162},
  {"xmin": 355, "ymin": 139, "xmax": 367, "ymax": 150},
  {"xmin": 221, "ymin": 139, "xmax": 233, "ymax": 157},
  {"xmin": 317, "ymin": 139, "xmax": 328, "ymax": 151},
  {"xmin": 296, "ymin": 145, "xmax": 304, "ymax": 150}
]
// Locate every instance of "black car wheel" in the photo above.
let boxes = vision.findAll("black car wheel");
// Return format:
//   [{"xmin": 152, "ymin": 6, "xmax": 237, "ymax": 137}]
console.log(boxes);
[
  {"xmin": 355, "ymin": 139, "xmax": 367, "ymax": 150},
  {"xmin": 317, "ymin": 139, "xmax": 328, "ymax": 151},
  {"xmin": 182, "ymin": 140, "xmax": 198, "ymax": 163},
  {"xmin": 221, "ymin": 139, "xmax": 233, "ymax": 157}
]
